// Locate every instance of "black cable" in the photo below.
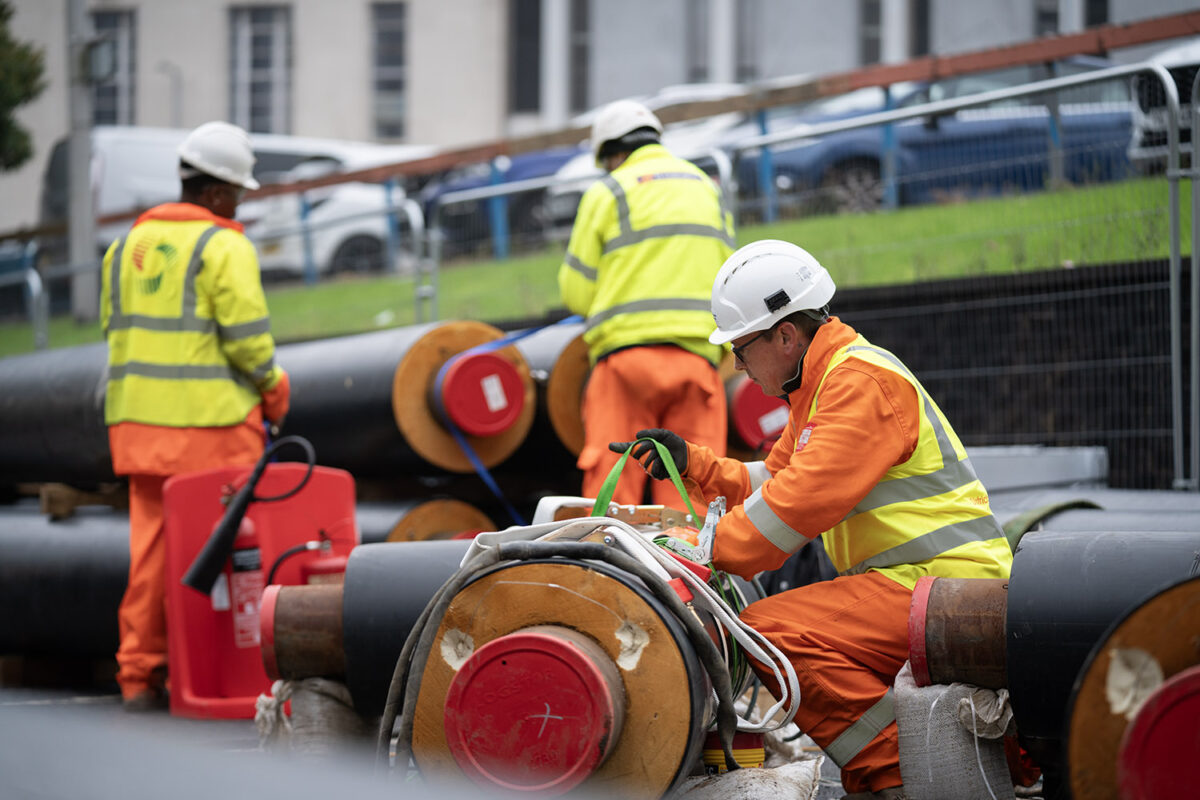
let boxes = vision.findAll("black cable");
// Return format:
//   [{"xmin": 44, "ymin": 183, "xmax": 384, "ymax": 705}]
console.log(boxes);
[
  {"xmin": 266, "ymin": 543, "xmax": 311, "ymax": 586},
  {"xmin": 374, "ymin": 546, "xmax": 502, "ymax": 769},
  {"xmin": 376, "ymin": 541, "xmax": 744, "ymax": 776},
  {"xmin": 251, "ymin": 435, "xmax": 317, "ymax": 502}
]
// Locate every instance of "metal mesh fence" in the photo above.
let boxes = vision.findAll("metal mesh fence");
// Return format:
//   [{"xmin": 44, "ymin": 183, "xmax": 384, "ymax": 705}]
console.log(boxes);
[
  {"xmin": 836, "ymin": 262, "xmax": 1179, "ymax": 490},
  {"xmin": 725, "ymin": 66, "xmax": 1188, "ymax": 490}
]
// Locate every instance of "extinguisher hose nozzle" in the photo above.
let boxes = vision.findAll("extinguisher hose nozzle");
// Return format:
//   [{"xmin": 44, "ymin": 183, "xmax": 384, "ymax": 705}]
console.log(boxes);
[{"xmin": 181, "ymin": 486, "xmax": 255, "ymax": 594}]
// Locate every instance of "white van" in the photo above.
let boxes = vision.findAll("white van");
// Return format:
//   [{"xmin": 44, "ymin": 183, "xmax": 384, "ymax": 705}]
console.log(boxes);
[{"xmin": 39, "ymin": 125, "xmax": 434, "ymax": 276}]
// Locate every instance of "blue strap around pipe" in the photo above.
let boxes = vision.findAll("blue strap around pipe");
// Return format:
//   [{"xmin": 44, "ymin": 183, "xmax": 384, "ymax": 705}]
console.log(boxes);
[{"xmin": 430, "ymin": 315, "xmax": 583, "ymax": 526}]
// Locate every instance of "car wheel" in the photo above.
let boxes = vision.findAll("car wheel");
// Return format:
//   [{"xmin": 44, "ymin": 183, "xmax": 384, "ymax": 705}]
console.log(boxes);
[
  {"xmin": 819, "ymin": 159, "xmax": 883, "ymax": 214},
  {"xmin": 331, "ymin": 235, "xmax": 386, "ymax": 274}
]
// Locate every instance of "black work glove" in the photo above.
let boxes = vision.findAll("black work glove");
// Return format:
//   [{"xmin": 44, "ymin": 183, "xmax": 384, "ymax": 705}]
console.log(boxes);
[{"xmin": 608, "ymin": 428, "xmax": 688, "ymax": 480}]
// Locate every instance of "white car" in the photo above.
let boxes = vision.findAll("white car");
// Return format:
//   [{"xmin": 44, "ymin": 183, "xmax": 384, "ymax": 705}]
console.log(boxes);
[
  {"xmin": 1128, "ymin": 36, "xmax": 1200, "ymax": 169},
  {"xmin": 240, "ymin": 141, "xmax": 435, "ymax": 278},
  {"xmin": 37, "ymin": 126, "xmax": 434, "ymax": 277}
]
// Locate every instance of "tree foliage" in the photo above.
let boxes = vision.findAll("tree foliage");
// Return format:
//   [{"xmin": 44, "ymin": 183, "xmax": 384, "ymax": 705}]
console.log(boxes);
[{"xmin": 0, "ymin": 0, "xmax": 46, "ymax": 171}]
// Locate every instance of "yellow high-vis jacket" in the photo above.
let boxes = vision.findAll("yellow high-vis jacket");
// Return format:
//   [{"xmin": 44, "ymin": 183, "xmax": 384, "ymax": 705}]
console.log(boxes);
[
  {"xmin": 688, "ymin": 319, "xmax": 1012, "ymax": 588},
  {"xmin": 101, "ymin": 202, "xmax": 284, "ymax": 430},
  {"xmin": 558, "ymin": 144, "xmax": 735, "ymax": 366}
]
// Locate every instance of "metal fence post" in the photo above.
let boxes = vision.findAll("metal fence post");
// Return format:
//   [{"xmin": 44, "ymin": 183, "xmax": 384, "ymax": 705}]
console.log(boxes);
[
  {"xmin": 487, "ymin": 158, "xmax": 510, "ymax": 260},
  {"xmin": 22, "ymin": 241, "xmax": 48, "ymax": 350},
  {"xmin": 1190, "ymin": 68, "xmax": 1200, "ymax": 491},
  {"xmin": 756, "ymin": 108, "xmax": 778, "ymax": 223},
  {"xmin": 384, "ymin": 178, "xmax": 401, "ymax": 274},
  {"xmin": 299, "ymin": 192, "xmax": 317, "ymax": 285},
  {"xmin": 881, "ymin": 85, "xmax": 898, "ymax": 210},
  {"xmin": 1158, "ymin": 65, "xmax": 1187, "ymax": 490},
  {"xmin": 1046, "ymin": 62, "xmax": 1066, "ymax": 189},
  {"xmin": 417, "ymin": 202, "xmax": 442, "ymax": 323}
]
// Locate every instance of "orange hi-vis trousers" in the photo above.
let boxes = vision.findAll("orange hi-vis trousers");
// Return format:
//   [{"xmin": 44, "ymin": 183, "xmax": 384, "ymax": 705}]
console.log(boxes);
[
  {"xmin": 579, "ymin": 345, "xmax": 726, "ymax": 509},
  {"xmin": 116, "ymin": 475, "xmax": 170, "ymax": 699},
  {"xmin": 740, "ymin": 571, "xmax": 912, "ymax": 795}
]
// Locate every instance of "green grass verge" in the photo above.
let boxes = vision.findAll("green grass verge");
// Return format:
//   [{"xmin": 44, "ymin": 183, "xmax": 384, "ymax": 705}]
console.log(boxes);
[{"xmin": 0, "ymin": 176, "xmax": 1187, "ymax": 358}]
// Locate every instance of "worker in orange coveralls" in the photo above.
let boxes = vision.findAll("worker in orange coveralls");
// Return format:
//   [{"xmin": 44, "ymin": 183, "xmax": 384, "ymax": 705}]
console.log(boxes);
[
  {"xmin": 559, "ymin": 99, "xmax": 735, "ymax": 508},
  {"xmin": 612, "ymin": 239, "xmax": 1012, "ymax": 798},
  {"xmin": 100, "ymin": 121, "xmax": 289, "ymax": 711}
]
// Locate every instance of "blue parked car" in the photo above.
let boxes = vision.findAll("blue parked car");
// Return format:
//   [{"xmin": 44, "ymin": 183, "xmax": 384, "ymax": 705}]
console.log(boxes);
[
  {"xmin": 735, "ymin": 56, "xmax": 1133, "ymax": 215},
  {"xmin": 418, "ymin": 145, "xmax": 586, "ymax": 254}
]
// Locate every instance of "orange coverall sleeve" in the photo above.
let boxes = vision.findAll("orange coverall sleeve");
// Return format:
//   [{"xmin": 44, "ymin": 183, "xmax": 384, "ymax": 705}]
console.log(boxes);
[{"xmin": 695, "ymin": 362, "xmax": 921, "ymax": 579}]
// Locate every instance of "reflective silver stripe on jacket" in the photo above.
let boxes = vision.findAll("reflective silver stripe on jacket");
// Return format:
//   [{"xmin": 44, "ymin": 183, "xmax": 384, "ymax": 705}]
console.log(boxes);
[
  {"xmin": 563, "ymin": 252, "xmax": 597, "ymax": 281},
  {"xmin": 249, "ymin": 356, "xmax": 277, "ymax": 385},
  {"xmin": 180, "ymin": 225, "xmax": 221, "ymax": 320},
  {"xmin": 107, "ymin": 225, "xmax": 222, "ymax": 333},
  {"xmin": 219, "ymin": 317, "xmax": 272, "ymax": 340},
  {"xmin": 603, "ymin": 223, "xmax": 737, "ymax": 254},
  {"xmin": 823, "ymin": 689, "xmax": 896, "ymax": 767},
  {"xmin": 601, "ymin": 175, "xmax": 632, "ymax": 238},
  {"xmin": 108, "ymin": 236, "xmax": 127, "ymax": 320},
  {"xmin": 599, "ymin": 172, "xmax": 735, "ymax": 255},
  {"xmin": 584, "ymin": 297, "xmax": 712, "ymax": 329},
  {"xmin": 746, "ymin": 461, "xmax": 771, "ymax": 492},
  {"xmin": 842, "ymin": 345, "xmax": 980, "ymax": 516},
  {"xmin": 743, "ymin": 487, "xmax": 807, "ymax": 553},
  {"xmin": 639, "ymin": 171, "xmax": 704, "ymax": 182},
  {"xmin": 107, "ymin": 315, "xmax": 219, "ymax": 334},
  {"xmin": 108, "ymin": 361, "xmax": 256, "ymax": 390},
  {"xmin": 841, "ymin": 514, "xmax": 1005, "ymax": 576}
]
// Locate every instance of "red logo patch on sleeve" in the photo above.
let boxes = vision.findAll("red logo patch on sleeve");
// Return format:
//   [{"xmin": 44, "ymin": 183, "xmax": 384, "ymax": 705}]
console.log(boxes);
[{"xmin": 795, "ymin": 422, "xmax": 817, "ymax": 453}]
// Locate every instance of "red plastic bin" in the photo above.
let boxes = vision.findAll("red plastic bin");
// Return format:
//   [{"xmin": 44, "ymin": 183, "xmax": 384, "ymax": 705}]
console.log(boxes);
[{"xmin": 163, "ymin": 463, "xmax": 357, "ymax": 719}]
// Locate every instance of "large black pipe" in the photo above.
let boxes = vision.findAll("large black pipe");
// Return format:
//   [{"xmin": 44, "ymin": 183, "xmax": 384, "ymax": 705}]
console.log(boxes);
[
  {"xmin": 508, "ymin": 320, "xmax": 585, "ymax": 466},
  {"xmin": 0, "ymin": 343, "xmax": 112, "ymax": 485},
  {"xmin": 0, "ymin": 504, "xmax": 128, "ymax": 656},
  {"xmin": 1006, "ymin": 528, "xmax": 1200, "ymax": 797},
  {"xmin": 0, "ymin": 321, "xmax": 506, "ymax": 487},
  {"xmin": 0, "ymin": 502, "xmax": 473, "ymax": 658},
  {"xmin": 989, "ymin": 487, "xmax": 1200, "ymax": 513},
  {"xmin": 340, "ymin": 540, "xmax": 472, "ymax": 717},
  {"xmin": 275, "ymin": 325, "xmax": 439, "ymax": 478}
]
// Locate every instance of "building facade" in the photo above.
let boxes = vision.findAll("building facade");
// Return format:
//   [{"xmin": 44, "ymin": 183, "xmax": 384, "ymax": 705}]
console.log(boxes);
[{"xmin": 0, "ymin": 0, "xmax": 1194, "ymax": 231}]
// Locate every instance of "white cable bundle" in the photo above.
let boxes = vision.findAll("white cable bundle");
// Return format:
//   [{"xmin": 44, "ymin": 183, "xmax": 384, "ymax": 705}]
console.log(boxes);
[{"xmin": 461, "ymin": 516, "xmax": 802, "ymax": 734}]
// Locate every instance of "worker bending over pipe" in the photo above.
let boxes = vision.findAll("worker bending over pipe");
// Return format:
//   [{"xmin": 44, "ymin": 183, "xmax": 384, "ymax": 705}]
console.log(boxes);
[{"xmin": 612, "ymin": 239, "xmax": 1012, "ymax": 799}]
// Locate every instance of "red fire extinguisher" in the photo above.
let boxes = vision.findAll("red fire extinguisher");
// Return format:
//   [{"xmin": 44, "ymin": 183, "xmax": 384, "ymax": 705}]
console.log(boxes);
[{"xmin": 207, "ymin": 517, "xmax": 265, "ymax": 649}]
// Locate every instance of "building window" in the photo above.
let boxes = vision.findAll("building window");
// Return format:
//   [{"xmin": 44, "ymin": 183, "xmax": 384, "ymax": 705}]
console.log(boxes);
[
  {"xmin": 1034, "ymin": 0, "xmax": 1058, "ymax": 36},
  {"xmin": 735, "ymin": 0, "xmax": 758, "ymax": 82},
  {"xmin": 92, "ymin": 10, "xmax": 136, "ymax": 126},
  {"xmin": 909, "ymin": 0, "xmax": 930, "ymax": 57},
  {"xmin": 568, "ymin": 0, "xmax": 589, "ymax": 113},
  {"xmin": 859, "ymin": 0, "xmax": 881, "ymax": 66},
  {"xmin": 373, "ymin": 3, "xmax": 406, "ymax": 138},
  {"xmin": 510, "ymin": 0, "xmax": 541, "ymax": 113},
  {"xmin": 1085, "ymin": 0, "xmax": 1109, "ymax": 27},
  {"xmin": 685, "ymin": 0, "xmax": 709, "ymax": 83},
  {"xmin": 229, "ymin": 6, "xmax": 292, "ymax": 134}
]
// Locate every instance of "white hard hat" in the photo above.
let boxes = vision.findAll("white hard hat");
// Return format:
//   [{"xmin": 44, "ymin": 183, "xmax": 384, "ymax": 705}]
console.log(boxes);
[
  {"xmin": 709, "ymin": 239, "xmax": 836, "ymax": 345},
  {"xmin": 590, "ymin": 100, "xmax": 663, "ymax": 165},
  {"xmin": 177, "ymin": 121, "xmax": 260, "ymax": 190}
]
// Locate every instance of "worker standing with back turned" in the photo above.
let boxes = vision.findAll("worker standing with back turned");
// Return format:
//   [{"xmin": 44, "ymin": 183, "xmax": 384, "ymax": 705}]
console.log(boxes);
[
  {"xmin": 101, "ymin": 121, "xmax": 289, "ymax": 710},
  {"xmin": 612, "ymin": 239, "xmax": 1013, "ymax": 798},
  {"xmin": 559, "ymin": 99, "xmax": 736, "ymax": 508}
]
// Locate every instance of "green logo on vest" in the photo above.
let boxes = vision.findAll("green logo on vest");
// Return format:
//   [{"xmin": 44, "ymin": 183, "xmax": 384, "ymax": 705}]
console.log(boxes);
[{"xmin": 131, "ymin": 241, "xmax": 178, "ymax": 295}]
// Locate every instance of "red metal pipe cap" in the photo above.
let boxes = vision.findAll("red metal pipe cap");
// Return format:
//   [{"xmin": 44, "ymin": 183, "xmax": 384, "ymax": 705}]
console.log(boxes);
[
  {"xmin": 907, "ymin": 575, "xmax": 937, "ymax": 687},
  {"xmin": 439, "ymin": 351, "xmax": 526, "ymax": 437},
  {"xmin": 730, "ymin": 378, "xmax": 789, "ymax": 451},
  {"xmin": 1117, "ymin": 664, "xmax": 1200, "ymax": 800},
  {"xmin": 443, "ymin": 627, "xmax": 624, "ymax": 795}
]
